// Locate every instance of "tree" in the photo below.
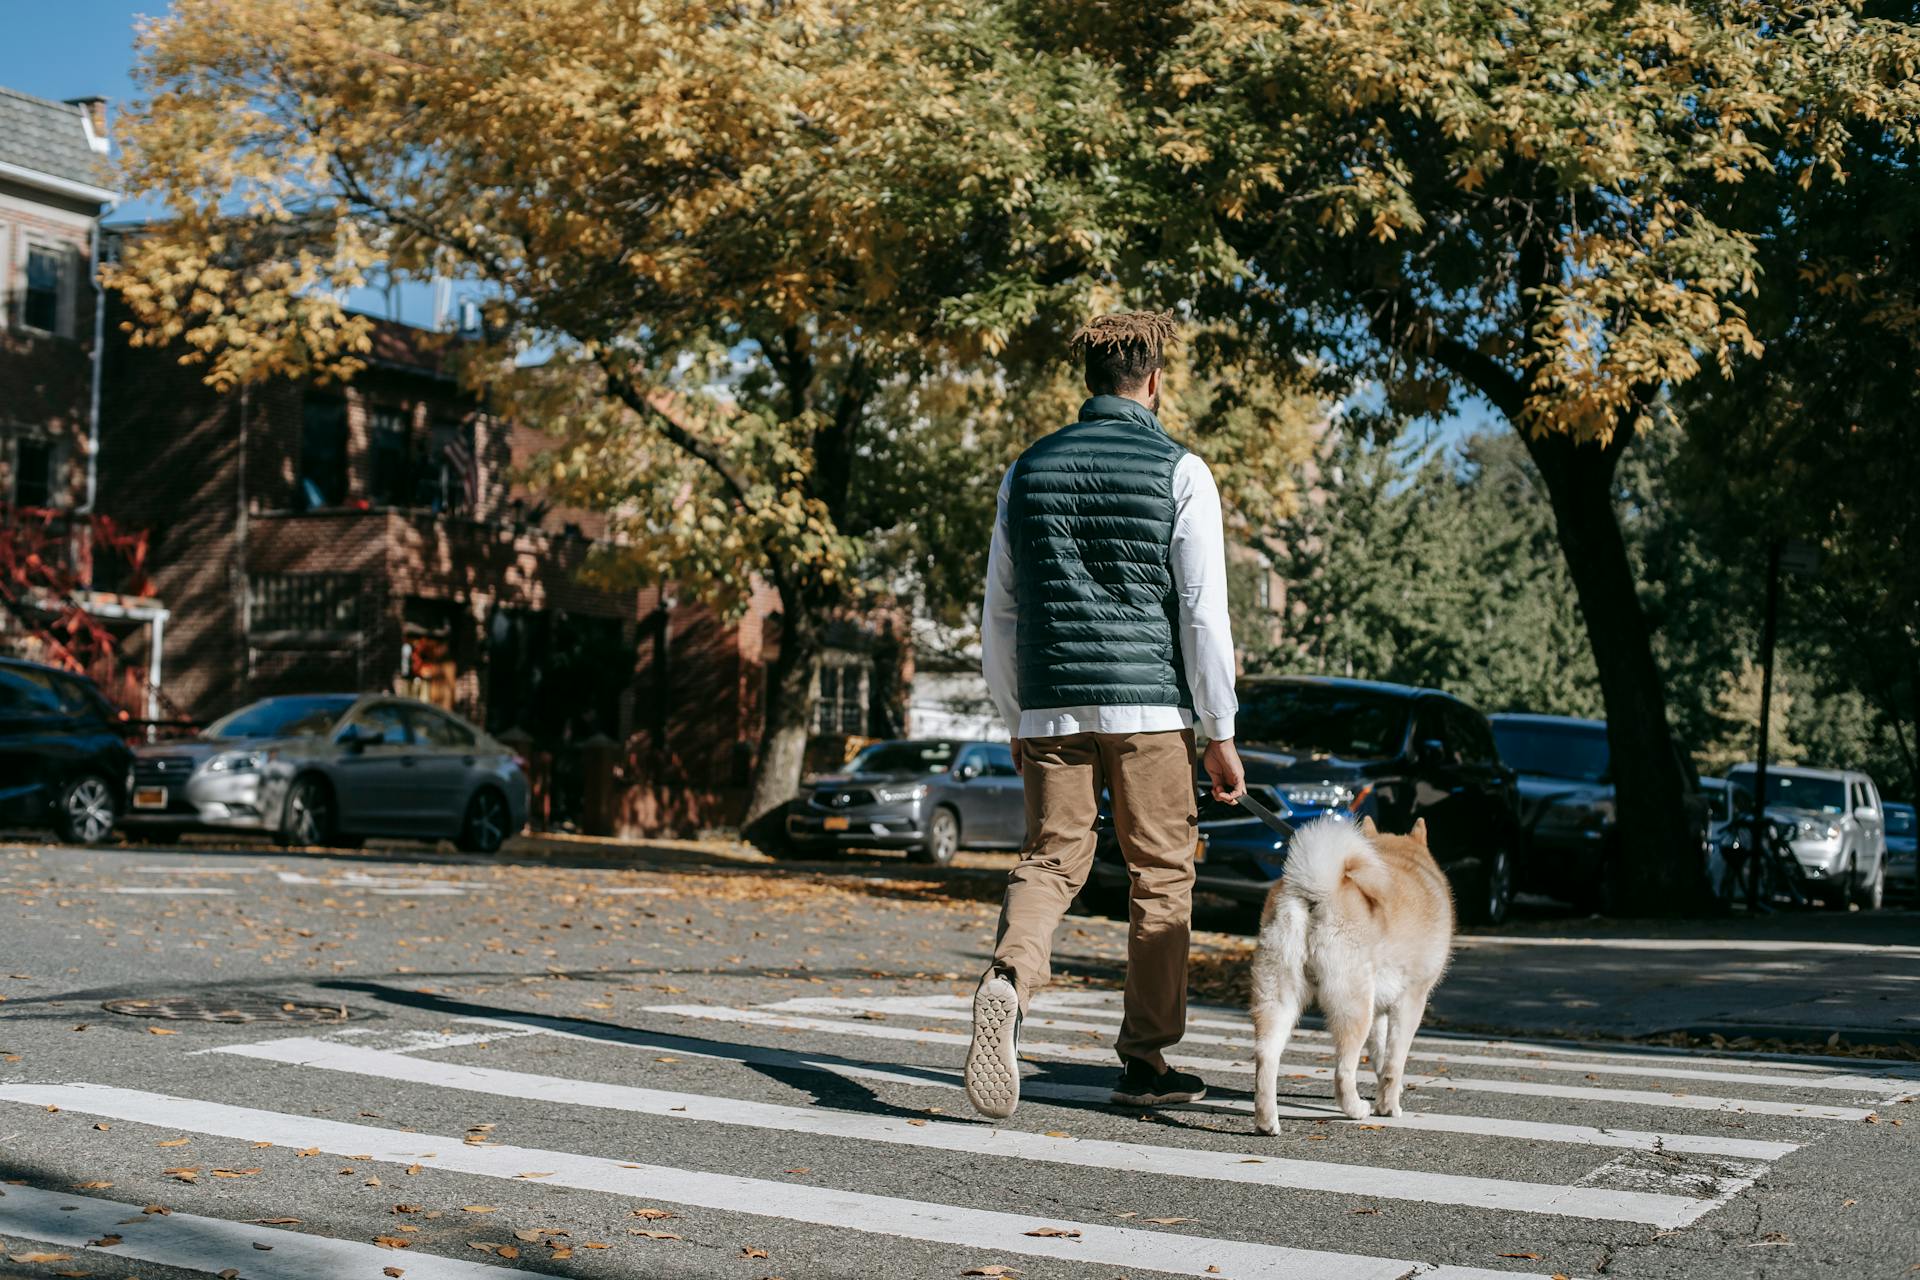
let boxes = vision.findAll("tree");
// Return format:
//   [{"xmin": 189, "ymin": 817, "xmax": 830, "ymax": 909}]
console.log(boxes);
[
  {"xmin": 108, "ymin": 0, "xmax": 1154, "ymax": 822},
  {"xmin": 1113, "ymin": 0, "xmax": 1920, "ymax": 911},
  {"xmin": 1697, "ymin": 659, "xmax": 1804, "ymax": 779}
]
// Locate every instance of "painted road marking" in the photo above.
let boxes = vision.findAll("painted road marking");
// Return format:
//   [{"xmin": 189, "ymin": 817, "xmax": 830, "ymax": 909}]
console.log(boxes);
[
  {"xmin": 647, "ymin": 1005, "xmax": 1880, "ymax": 1121},
  {"xmin": 424, "ymin": 1011, "xmax": 1800, "ymax": 1161},
  {"xmin": 759, "ymin": 997, "xmax": 1912, "ymax": 1095},
  {"xmin": 212, "ymin": 1034, "xmax": 1728, "ymax": 1225},
  {"xmin": 0, "ymin": 1181, "xmax": 519, "ymax": 1279},
  {"xmin": 0, "ymin": 1083, "xmax": 1557, "ymax": 1280},
  {"xmin": 97, "ymin": 886, "xmax": 236, "ymax": 895}
]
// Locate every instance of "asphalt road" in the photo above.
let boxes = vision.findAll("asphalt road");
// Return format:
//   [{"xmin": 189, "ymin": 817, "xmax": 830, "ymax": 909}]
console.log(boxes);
[{"xmin": 1, "ymin": 836, "xmax": 1916, "ymax": 1280}]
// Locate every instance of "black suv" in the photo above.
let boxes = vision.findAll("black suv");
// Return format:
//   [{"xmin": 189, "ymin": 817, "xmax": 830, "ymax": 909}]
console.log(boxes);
[
  {"xmin": 1087, "ymin": 676, "xmax": 1524, "ymax": 925},
  {"xmin": 0, "ymin": 657, "xmax": 131, "ymax": 844}
]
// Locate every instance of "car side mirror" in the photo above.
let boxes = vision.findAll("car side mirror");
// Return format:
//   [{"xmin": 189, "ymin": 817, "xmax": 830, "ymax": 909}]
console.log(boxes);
[
  {"xmin": 1415, "ymin": 738, "xmax": 1446, "ymax": 765},
  {"xmin": 955, "ymin": 763, "xmax": 981, "ymax": 781},
  {"xmin": 340, "ymin": 726, "xmax": 384, "ymax": 751},
  {"xmin": 1855, "ymin": 806, "xmax": 1877, "ymax": 822}
]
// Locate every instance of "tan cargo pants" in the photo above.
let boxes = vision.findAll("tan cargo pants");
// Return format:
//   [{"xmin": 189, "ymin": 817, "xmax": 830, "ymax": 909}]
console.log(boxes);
[{"xmin": 989, "ymin": 730, "xmax": 1198, "ymax": 1072}]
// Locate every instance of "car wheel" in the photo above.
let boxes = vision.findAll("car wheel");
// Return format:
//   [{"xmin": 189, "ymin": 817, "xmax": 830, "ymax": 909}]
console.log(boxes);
[
  {"xmin": 280, "ymin": 776, "xmax": 335, "ymax": 847},
  {"xmin": 457, "ymin": 787, "xmax": 511, "ymax": 854},
  {"xmin": 1851, "ymin": 856, "xmax": 1884, "ymax": 911},
  {"xmin": 55, "ymin": 774, "xmax": 118, "ymax": 845},
  {"xmin": 916, "ymin": 807, "xmax": 961, "ymax": 866},
  {"xmin": 1822, "ymin": 856, "xmax": 1856, "ymax": 910},
  {"xmin": 1461, "ymin": 845, "xmax": 1514, "ymax": 926}
]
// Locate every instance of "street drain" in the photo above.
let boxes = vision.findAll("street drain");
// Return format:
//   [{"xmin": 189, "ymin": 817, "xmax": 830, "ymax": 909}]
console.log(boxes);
[{"xmin": 102, "ymin": 995, "xmax": 356, "ymax": 1024}]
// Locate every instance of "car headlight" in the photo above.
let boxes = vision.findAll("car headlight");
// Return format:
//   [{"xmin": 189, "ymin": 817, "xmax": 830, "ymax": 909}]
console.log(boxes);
[
  {"xmin": 1281, "ymin": 784, "xmax": 1356, "ymax": 810},
  {"xmin": 874, "ymin": 783, "xmax": 930, "ymax": 804},
  {"xmin": 205, "ymin": 750, "xmax": 268, "ymax": 774},
  {"xmin": 1795, "ymin": 818, "xmax": 1839, "ymax": 841}
]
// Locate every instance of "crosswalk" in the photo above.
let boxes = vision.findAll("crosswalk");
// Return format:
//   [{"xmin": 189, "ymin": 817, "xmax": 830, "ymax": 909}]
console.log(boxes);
[{"xmin": 2, "ymin": 985, "xmax": 1915, "ymax": 1279}]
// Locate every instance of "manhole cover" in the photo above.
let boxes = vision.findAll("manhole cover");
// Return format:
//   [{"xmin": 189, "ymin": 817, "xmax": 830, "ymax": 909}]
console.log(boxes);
[{"xmin": 102, "ymin": 995, "xmax": 355, "ymax": 1024}]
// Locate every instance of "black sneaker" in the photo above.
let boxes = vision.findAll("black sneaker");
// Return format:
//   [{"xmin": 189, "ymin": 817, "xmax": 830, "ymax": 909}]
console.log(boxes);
[
  {"xmin": 1110, "ymin": 1059, "xmax": 1207, "ymax": 1107},
  {"xmin": 964, "ymin": 971, "xmax": 1022, "ymax": 1119}
]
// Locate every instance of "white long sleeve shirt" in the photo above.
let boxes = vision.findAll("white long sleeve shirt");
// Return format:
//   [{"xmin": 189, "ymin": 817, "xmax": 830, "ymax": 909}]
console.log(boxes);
[{"xmin": 981, "ymin": 448, "xmax": 1239, "ymax": 741}]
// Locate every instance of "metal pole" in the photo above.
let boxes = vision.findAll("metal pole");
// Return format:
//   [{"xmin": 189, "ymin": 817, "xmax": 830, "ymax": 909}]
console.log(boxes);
[{"xmin": 1748, "ymin": 539, "xmax": 1782, "ymax": 908}]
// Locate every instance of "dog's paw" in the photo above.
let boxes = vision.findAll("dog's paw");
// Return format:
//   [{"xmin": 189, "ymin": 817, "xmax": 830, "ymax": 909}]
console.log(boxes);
[
  {"xmin": 1254, "ymin": 1121, "xmax": 1279, "ymax": 1137},
  {"xmin": 1337, "ymin": 1096, "xmax": 1369, "ymax": 1122},
  {"xmin": 1371, "ymin": 1096, "xmax": 1402, "ymax": 1118}
]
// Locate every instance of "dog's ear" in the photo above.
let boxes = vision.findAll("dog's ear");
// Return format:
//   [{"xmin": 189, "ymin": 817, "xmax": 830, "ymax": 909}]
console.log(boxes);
[
  {"xmin": 1357, "ymin": 816, "xmax": 1378, "ymax": 837},
  {"xmin": 1409, "ymin": 818, "xmax": 1428, "ymax": 844}
]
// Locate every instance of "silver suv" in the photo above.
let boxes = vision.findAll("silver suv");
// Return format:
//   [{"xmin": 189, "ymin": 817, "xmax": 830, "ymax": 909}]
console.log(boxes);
[{"xmin": 1726, "ymin": 764, "xmax": 1887, "ymax": 910}]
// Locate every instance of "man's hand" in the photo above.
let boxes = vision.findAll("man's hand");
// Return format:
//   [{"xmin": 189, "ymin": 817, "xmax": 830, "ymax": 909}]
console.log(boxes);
[
  {"xmin": 1010, "ymin": 737, "xmax": 1022, "ymax": 776},
  {"xmin": 1204, "ymin": 737, "xmax": 1245, "ymax": 804}
]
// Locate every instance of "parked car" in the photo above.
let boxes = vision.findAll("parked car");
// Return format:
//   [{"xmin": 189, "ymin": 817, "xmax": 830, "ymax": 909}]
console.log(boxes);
[
  {"xmin": 1725, "ymin": 763, "xmax": 1886, "ymax": 910},
  {"xmin": 1488, "ymin": 713, "xmax": 1715, "ymax": 913},
  {"xmin": 121, "ymin": 693, "xmax": 529, "ymax": 852},
  {"xmin": 0, "ymin": 657, "xmax": 131, "ymax": 844},
  {"xmin": 1885, "ymin": 802, "xmax": 1916, "ymax": 904},
  {"xmin": 784, "ymin": 738, "xmax": 1025, "ymax": 864},
  {"xmin": 1085, "ymin": 676, "xmax": 1524, "ymax": 925}
]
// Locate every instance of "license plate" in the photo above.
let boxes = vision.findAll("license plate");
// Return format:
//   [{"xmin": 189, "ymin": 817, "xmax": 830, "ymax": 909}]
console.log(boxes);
[
  {"xmin": 133, "ymin": 787, "xmax": 168, "ymax": 810},
  {"xmin": 1194, "ymin": 834, "xmax": 1208, "ymax": 863},
  {"xmin": 823, "ymin": 816, "xmax": 850, "ymax": 832}
]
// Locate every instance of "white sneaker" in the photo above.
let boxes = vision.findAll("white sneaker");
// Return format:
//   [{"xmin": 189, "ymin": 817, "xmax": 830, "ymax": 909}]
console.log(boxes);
[{"xmin": 964, "ymin": 971, "xmax": 1022, "ymax": 1119}]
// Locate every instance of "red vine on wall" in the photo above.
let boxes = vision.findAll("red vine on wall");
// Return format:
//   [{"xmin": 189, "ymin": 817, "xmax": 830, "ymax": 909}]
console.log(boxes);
[{"xmin": 0, "ymin": 504, "xmax": 154, "ymax": 714}]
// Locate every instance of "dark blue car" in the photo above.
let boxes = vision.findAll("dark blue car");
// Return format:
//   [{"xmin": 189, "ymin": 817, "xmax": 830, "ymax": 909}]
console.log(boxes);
[
  {"xmin": 1086, "ymin": 676, "xmax": 1523, "ymax": 925},
  {"xmin": 0, "ymin": 657, "xmax": 131, "ymax": 844}
]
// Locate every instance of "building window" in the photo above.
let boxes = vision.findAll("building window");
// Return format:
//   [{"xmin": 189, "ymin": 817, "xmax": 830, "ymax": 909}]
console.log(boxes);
[
  {"xmin": 298, "ymin": 398, "xmax": 349, "ymax": 508},
  {"xmin": 814, "ymin": 658, "xmax": 870, "ymax": 736},
  {"xmin": 420, "ymin": 417, "xmax": 475, "ymax": 515},
  {"xmin": 248, "ymin": 573, "xmax": 361, "ymax": 633},
  {"xmin": 23, "ymin": 247, "xmax": 62, "ymax": 334},
  {"xmin": 9, "ymin": 437, "xmax": 54, "ymax": 508},
  {"xmin": 368, "ymin": 408, "xmax": 411, "ymax": 506}
]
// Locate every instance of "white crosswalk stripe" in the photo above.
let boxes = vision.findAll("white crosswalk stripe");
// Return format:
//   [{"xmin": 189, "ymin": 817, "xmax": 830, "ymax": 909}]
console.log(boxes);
[
  {"xmin": 644, "ymin": 1003, "xmax": 1887, "ymax": 1120},
  {"xmin": 0, "ymin": 1082, "xmax": 1558, "ymax": 1280},
  {"xmin": 6, "ymin": 981, "xmax": 1904, "ymax": 1280},
  {"xmin": 0, "ymin": 1182, "xmax": 520, "ymax": 1279}
]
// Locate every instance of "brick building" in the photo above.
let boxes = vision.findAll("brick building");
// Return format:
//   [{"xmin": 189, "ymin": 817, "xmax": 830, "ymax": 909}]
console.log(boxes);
[{"xmin": 93, "ymin": 303, "xmax": 908, "ymax": 833}]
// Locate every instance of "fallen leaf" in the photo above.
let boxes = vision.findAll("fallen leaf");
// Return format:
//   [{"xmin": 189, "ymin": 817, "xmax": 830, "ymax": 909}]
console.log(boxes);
[
  {"xmin": 374, "ymin": 1235, "xmax": 414, "ymax": 1249},
  {"xmin": 156, "ymin": 1137, "xmax": 192, "ymax": 1148},
  {"xmin": 143, "ymin": 1205, "xmax": 171, "ymax": 1215},
  {"xmin": 91, "ymin": 1123, "xmax": 109, "ymax": 1131},
  {"xmin": 784, "ymin": 1167, "xmax": 811, "ymax": 1175},
  {"xmin": 461, "ymin": 1205, "xmax": 498, "ymax": 1214},
  {"xmin": 515, "ymin": 1229, "xmax": 569, "ymax": 1242},
  {"xmin": 548, "ymin": 1245, "xmax": 574, "ymax": 1259},
  {"xmin": 253, "ymin": 1242, "xmax": 274, "ymax": 1251},
  {"xmin": 1023, "ymin": 1227, "xmax": 1080, "ymax": 1239},
  {"xmin": 405, "ymin": 1164, "xmax": 423, "ymax": 1175},
  {"xmin": 211, "ymin": 1168, "xmax": 263, "ymax": 1178},
  {"xmin": 255, "ymin": 1217, "xmax": 302, "ymax": 1225},
  {"xmin": 8, "ymin": 1255, "xmax": 74, "ymax": 1265},
  {"xmin": 629, "ymin": 1229, "xmax": 683, "ymax": 1240},
  {"xmin": 961, "ymin": 1268, "xmax": 1020, "ymax": 1277},
  {"xmin": 295, "ymin": 1147, "xmax": 322, "ymax": 1157},
  {"xmin": 1351, "ymin": 1207, "xmax": 1381, "ymax": 1215},
  {"xmin": 742, "ymin": 1245, "xmax": 770, "ymax": 1258},
  {"xmin": 86, "ymin": 1234, "xmax": 121, "ymax": 1247},
  {"xmin": 73, "ymin": 1180, "xmax": 113, "ymax": 1189},
  {"xmin": 1144, "ymin": 1217, "xmax": 1196, "ymax": 1225},
  {"xmin": 515, "ymin": 1171, "xmax": 555, "ymax": 1179},
  {"xmin": 162, "ymin": 1167, "xmax": 200, "ymax": 1183},
  {"xmin": 631, "ymin": 1208, "xmax": 677, "ymax": 1220},
  {"xmin": 907, "ymin": 1119, "xmax": 928, "ymax": 1127},
  {"xmin": 146, "ymin": 1026, "xmax": 178, "ymax": 1035},
  {"xmin": 1042, "ymin": 1130, "xmax": 1069, "ymax": 1139},
  {"xmin": 390, "ymin": 1205, "xmax": 422, "ymax": 1215},
  {"xmin": 1497, "ymin": 1253, "xmax": 1543, "ymax": 1260},
  {"xmin": 383, "ymin": 1269, "xmax": 405, "ymax": 1278}
]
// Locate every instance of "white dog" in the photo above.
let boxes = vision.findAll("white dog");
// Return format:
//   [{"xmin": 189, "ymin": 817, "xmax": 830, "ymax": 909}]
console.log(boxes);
[{"xmin": 1250, "ymin": 816, "xmax": 1454, "ymax": 1132}]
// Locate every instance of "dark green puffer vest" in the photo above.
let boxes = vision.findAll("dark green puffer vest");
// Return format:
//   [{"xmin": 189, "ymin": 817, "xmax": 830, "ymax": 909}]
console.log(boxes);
[{"xmin": 1008, "ymin": 394, "xmax": 1191, "ymax": 712}]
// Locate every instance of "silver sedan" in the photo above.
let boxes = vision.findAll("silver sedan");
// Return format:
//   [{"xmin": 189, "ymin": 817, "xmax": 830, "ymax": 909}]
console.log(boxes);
[{"xmin": 123, "ymin": 693, "xmax": 530, "ymax": 852}]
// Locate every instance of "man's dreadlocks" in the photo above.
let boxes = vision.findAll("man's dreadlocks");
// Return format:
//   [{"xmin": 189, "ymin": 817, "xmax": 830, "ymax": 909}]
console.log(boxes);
[{"xmin": 1068, "ymin": 310, "xmax": 1177, "ymax": 397}]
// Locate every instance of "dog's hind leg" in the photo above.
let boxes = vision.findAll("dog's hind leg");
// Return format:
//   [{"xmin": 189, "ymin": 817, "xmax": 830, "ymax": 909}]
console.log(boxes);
[
  {"xmin": 1366, "ymin": 1010, "xmax": 1389, "ymax": 1080},
  {"xmin": 1320, "ymin": 964, "xmax": 1376, "ymax": 1122},
  {"xmin": 1249, "ymin": 901, "xmax": 1308, "ymax": 1136},
  {"xmin": 1372, "ymin": 984, "xmax": 1432, "ymax": 1118}
]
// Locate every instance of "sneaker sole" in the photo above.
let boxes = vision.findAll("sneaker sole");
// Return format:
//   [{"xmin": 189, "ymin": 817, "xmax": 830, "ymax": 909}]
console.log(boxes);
[
  {"xmin": 964, "ymin": 977, "xmax": 1021, "ymax": 1119},
  {"xmin": 1110, "ymin": 1085, "xmax": 1208, "ymax": 1107}
]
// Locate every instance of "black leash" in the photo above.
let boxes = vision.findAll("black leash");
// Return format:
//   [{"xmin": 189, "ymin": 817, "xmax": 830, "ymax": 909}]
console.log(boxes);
[{"xmin": 1232, "ymin": 789, "xmax": 1298, "ymax": 841}]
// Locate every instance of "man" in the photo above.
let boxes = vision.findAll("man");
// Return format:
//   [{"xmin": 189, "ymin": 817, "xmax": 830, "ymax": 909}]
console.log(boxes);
[{"xmin": 966, "ymin": 309, "xmax": 1244, "ymax": 1120}]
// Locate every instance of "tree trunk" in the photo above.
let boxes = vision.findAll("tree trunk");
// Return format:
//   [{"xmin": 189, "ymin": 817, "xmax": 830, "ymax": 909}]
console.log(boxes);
[
  {"xmin": 1522, "ymin": 429, "xmax": 1710, "ymax": 915},
  {"xmin": 744, "ymin": 602, "xmax": 821, "ymax": 829}
]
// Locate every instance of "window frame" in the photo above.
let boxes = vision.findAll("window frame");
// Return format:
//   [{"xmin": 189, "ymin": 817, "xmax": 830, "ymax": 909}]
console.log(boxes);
[
  {"xmin": 298, "ymin": 397, "xmax": 351, "ymax": 509},
  {"xmin": 21, "ymin": 244, "xmax": 65, "ymax": 335}
]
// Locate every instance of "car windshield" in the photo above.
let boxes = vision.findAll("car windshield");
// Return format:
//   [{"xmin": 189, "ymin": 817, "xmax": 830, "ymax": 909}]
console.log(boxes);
[
  {"xmin": 1728, "ymin": 769, "xmax": 1846, "ymax": 814},
  {"xmin": 1885, "ymin": 805, "xmax": 1914, "ymax": 836},
  {"xmin": 1235, "ymin": 686, "xmax": 1408, "ymax": 761},
  {"xmin": 848, "ymin": 740, "xmax": 959, "ymax": 775},
  {"xmin": 206, "ymin": 695, "xmax": 355, "ymax": 740},
  {"xmin": 1491, "ymin": 721, "xmax": 1610, "ymax": 782}
]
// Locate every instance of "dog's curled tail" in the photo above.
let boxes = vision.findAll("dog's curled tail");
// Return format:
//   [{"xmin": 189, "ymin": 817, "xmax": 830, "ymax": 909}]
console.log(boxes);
[{"xmin": 1281, "ymin": 817, "xmax": 1390, "ymax": 913}]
